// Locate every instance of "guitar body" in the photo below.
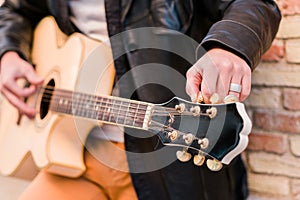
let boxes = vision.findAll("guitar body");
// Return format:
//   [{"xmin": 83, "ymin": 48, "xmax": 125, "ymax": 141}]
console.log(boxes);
[{"xmin": 0, "ymin": 17, "xmax": 115, "ymax": 178}]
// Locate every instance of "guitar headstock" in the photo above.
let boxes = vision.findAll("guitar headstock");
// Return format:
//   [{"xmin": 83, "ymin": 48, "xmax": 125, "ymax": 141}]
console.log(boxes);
[{"xmin": 149, "ymin": 97, "xmax": 252, "ymax": 171}]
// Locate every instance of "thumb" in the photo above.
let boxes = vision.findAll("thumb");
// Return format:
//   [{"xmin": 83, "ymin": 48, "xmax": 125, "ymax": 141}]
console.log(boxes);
[{"xmin": 24, "ymin": 65, "xmax": 43, "ymax": 85}]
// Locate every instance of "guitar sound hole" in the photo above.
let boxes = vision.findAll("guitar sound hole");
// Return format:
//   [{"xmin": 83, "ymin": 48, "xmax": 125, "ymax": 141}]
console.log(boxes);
[{"xmin": 40, "ymin": 79, "xmax": 55, "ymax": 119}]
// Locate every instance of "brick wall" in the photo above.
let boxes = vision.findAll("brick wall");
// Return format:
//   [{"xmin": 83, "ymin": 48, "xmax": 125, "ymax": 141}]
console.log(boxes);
[
  {"xmin": 0, "ymin": 0, "xmax": 298, "ymax": 199},
  {"xmin": 245, "ymin": 0, "xmax": 300, "ymax": 199}
]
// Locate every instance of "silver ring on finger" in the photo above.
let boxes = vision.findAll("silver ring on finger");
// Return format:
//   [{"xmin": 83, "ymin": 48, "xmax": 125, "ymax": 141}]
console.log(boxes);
[{"xmin": 229, "ymin": 83, "xmax": 242, "ymax": 93}]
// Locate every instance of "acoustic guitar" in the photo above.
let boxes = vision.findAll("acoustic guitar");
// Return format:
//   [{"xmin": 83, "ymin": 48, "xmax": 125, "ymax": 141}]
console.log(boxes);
[{"xmin": 0, "ymin": 17, "xmax": 252, "ymax": 178}]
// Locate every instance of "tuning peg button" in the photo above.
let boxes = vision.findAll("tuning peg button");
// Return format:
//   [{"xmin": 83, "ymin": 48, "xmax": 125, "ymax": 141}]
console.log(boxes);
[
  {"xmin": 206, "ymin": 159, "xmax": 223, "ymax": 171},
  {"xmin": 198, "ymin": 138, "xmax": 209, "ymax": 149},
  {"xmin": 193, "ymin": 154, "xmax": 205, "ymax": 166},
  {"xmin": 176, "ymin": 149, "xmax": 192, "ymax": 162},
  {"xmin": 206, "ymin": 107, "xmax": 217, "ymax": 119},
  {"xmin": 168, "ymin": 130, "xmax": 178, "ymax": 141},
  {"xmin": 183, "ymin": 133, "xmax": 194, "ymax": 144},
  {"xmin": 190, "ymin": 106, "xmax": 201, "ymax": 116},
  {"xmin": 175, "ymin": 103, "xmax": 185, "ymax": 113}
]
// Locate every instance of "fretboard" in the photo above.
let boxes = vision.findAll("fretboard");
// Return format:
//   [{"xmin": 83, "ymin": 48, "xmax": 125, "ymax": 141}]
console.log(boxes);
[{"xmin": 47, "ymin": 88, "xmax": 153, "ymax": 129}]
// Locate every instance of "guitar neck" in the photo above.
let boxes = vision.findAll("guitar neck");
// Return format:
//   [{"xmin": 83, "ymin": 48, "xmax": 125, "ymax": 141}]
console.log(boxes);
[{"xmin": 45, "ymin": 87, "xmax": 153, "ymax": 130}]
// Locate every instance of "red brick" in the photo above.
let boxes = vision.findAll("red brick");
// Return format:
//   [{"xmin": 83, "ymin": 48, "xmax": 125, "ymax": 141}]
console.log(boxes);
[
  {"xmin": 247, "ymin": 131, "xmax": 287, "ymax": 154},
  {"xmin": 292, "ymin": 179, "xmax": 300, "ymax": 198},
  {"xmin": 278, "ymin": 0, "xmax": 300, "ymax": 16},
  {"xmin": 284, "ymin": 89, "xmax": 300, "ymax": 111},
  {"xmin": 261, "ymin": 40, "xmax": 285, "ymax": 62},
  {"xmin": 254, "ymin": 110, "xmax": 300, "ymax": 133}
]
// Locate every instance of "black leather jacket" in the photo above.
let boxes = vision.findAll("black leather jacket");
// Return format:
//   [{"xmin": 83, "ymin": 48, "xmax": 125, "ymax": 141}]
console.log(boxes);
[{"xmin": 0, "ymin": 1, "xmax": 281, "ymax": 200}]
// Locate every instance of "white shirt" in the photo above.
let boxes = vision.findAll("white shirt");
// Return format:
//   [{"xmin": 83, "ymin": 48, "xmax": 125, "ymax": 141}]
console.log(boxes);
[
  {"xmin": 68, "ymin": 0, "xmax": 124, "ymax": 142},
  {"xmin": 68, "ymin": 0, "xmax": 110, "ymax": 43}
]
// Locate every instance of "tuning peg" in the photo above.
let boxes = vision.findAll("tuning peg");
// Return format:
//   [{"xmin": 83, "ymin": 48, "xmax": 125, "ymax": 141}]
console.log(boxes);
[
  {"xmin": 176, "ymin": 148, "xmax": 192, "ymax": 162},
  {"xmin": 190, "ymin": 106, "xmax": 201, "ymax": 116},
  {"xmin": 223, "ymin": 94, "xmax": 239, "ymax": 103},
  {"xmin": 175, "ymin": 103, "xmax": 185, "ymax": 113},
  {"xmin": 198, "ymin": 138, "xmax": 209, "ymax": 149},
  {"xmin": 206, "ymin": 159, "xmax": 223, "ymax": 171},
  {"xmin": 193, "ymin": 153, "xmax": 205, "ymax": 166},
  {"xmin": 168, "ymin": 130, "xmax": 178, "ymax": 141},
  {"xmin": 183, "ymin": 133, "xmax": 194, "ymax": 145},
  {"xmin": 206, "ymin": 107, "xmax": 217, "ymax": 119},
  {"xmin": 209, "ymin": 93, "xmax": 220, "ymax": 104}
]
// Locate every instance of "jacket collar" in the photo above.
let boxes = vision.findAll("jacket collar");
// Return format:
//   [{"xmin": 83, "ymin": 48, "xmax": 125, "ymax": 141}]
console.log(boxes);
[{"xmin": 120, "ymin": 0, "xmax": 133, "ymax": 23}]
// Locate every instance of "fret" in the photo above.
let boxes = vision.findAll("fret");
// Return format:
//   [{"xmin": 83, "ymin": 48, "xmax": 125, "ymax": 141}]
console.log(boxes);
[
  {"xmin": 66, "ymin": 93, "xmax": 72, "ymax": 115},
  {"xmin": 135, "ymin": 103, "xmax": 148, "ymax": 128},
  {"xmin": 73, "ymin": 93, "xmax": 80, "ymax": 116},
  {"xmin": 123, "ymin": 101, "xmax": 132, "ymax": 126},
  {"xmin": 80, "ymin": 93, "xmax": 86, "ymax": 118},
  {"xmin": 107, "ymin": 98, "xmax": 113, "ymax": 121},
  {"xmin": 116, "ymin": 100, "xmax": 128, "ymax": 125},
  {"xmin": 79, "ymin": 93, "xmax": 86, "ymax": 118},
  {"xmin": 48, "ymin": 88, "xmax": 152, "ymax": 129},
  {"xmin": 95, "ymin": 96, "xmax": 103, "ymax": 120},
  {"xmin": 63, "ymin": 98, "xmax": 69, "ymax": 114},
  {"xmin": 122, "ymin": 101, "xmax": 146, "ymax": 128},
  {"xmin": 108, "ymin": 98, "xmax": 115, "ymax": 123},
  {"xmin": 101, "ymin": 97, "xmax": 109, "ymax": 121},
  {"xmin": 91, "ymin": 94, "xmax": 97, "ymax": 120},
  {"xmin": 86, "ymin": 93, "xmax": 93, "ymax": 119},
  {"xmin": 81, "ymin": 93, "xmax": 88, "ymax": 118},
  {"xmin": 132, "ymin": 103, "xmax": 140, "ymax": 127},
  {"xmin": 91, "ymin": 94, "xmax": 97, "ymax": 119},
  {"xmin": 115, "ymin": 100, "xmax": 123, "ymax": 125},
  {"xmin": 73, "ymin": 92, "xmax": 81, "ymax": 116},
  {"xmin": 131, "ymin": 102, "xmax": 140, "ymax": 125}
]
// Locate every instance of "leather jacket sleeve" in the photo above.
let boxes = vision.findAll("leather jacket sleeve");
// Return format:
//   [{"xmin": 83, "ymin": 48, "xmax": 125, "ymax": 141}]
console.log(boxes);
[
  {"xmin": 199, "ymin": 0, "xmax": 281, "ymax": 70},
  {"xmin": 0, "ymin": 0, "xmax": 49, "ymax": 60}
]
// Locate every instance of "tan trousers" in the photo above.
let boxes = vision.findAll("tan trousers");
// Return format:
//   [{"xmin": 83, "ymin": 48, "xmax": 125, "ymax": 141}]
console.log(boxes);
[{"xmin": 19, "ymin": 139, "xmax": 138, "ymax": 200}]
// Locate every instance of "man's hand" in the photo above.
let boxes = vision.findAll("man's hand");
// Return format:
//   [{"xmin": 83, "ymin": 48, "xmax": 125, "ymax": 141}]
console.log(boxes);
[
  {"xmin": 0, "ymin": 51, "xmax": 43, "ymax": 118},
  {"xmin": 185, "ymin": 48, "xmax": 251, "ymax": 104}
]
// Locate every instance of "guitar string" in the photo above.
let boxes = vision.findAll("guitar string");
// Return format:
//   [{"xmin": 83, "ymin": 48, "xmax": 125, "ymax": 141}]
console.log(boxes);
[
  {"xmin": 145, "ymin": 120, "xmax": 217, "ymax": 160},
  {"xmin": 48, "ymin": 96, "xmax": 171, "ymax": 127},
  {"xmin": 149, "ymin": 120, "xmax": 204, "ymax": 141},
  {"xmin": 41, "ymin": 92, "xmax": 193, "ymax": 131},
  {"xmin": 40, "ymin": 85, "xmax": 206, "ymax": 114},
  {"xmin": 42, "ymin": 88, "xmax": 209, "ymax": 146},
  {"xmin": 37, "ymin": 86, "xmax": 212, "ymax": 129},
  {"xmin": 39, "ymin": 87, "xmax": 210, "ymax": 117},
  {"xmin": 40, "ymin": 93, "xmax": 209, "ymax": 119},
  {"xmin": 44, "ymin": 96, "xmax": 211, "ymax": 134}
]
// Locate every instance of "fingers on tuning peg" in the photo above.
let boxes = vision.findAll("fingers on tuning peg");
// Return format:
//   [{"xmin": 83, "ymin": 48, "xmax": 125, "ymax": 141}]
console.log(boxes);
[
  {"xmin": 196, "ymin": 92, "xmax": 204, "ymax": 103},
  {"xmin": 209, "ymin": 93, "xmax": 221, "ymax": 104},
  {"xmin": 206, "ymin": 159, "xmax": 223, "ymax": 171},
  {"xmin": 176, "ymin": 148, "xmax": 192, "ymax": 162}
]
